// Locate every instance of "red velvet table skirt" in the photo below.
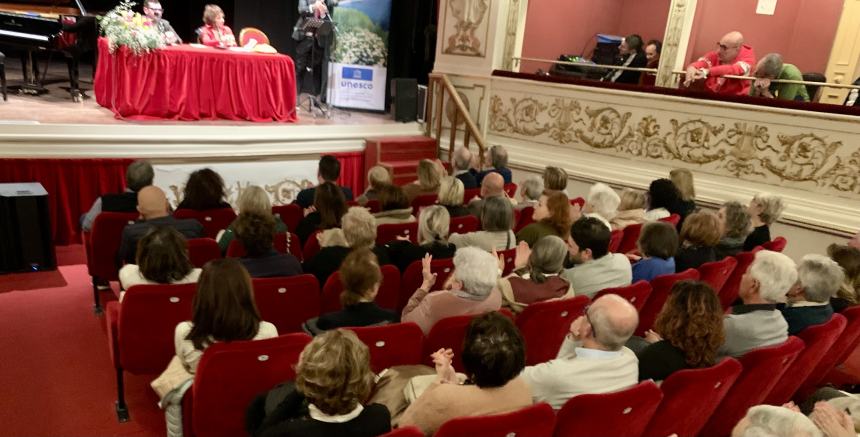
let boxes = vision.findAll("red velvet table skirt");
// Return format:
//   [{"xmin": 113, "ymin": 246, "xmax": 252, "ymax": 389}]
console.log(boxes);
[{"xmin": 94, "ymin": 38, "xmax": 298, "ymax": 122}]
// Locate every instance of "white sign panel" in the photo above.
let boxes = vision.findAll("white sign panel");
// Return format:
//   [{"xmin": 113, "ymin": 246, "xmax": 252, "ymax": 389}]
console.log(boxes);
[{"xmin": 328, "ymin": 63, "xmax": 387, "ymax": 111}]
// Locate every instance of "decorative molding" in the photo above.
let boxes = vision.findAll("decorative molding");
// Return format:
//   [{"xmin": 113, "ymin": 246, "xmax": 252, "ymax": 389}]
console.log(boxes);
[
  {"xmin": 442, "ymin": 0, "xmax": 491, "ymax": 57},
  {"xmin": 501, "ymin": 0, "xmax": 521, "ymax": 71},
  {"xmin": 657, "ymin": 0, "xmax": 697, "ymax": 87}
]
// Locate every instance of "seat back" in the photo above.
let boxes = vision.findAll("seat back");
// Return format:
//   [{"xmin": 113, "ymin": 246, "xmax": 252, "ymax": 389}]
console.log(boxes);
[
  {"xmin": 365, "ymin": 199, "xmax": 382, "ymax": 213},
  {"xmin": 450, "ymin": 214, "xmax": 479, "ymax": 234},
  {"xmin": 174, "ymin": 208, "xmax": 236, "ymax": 239},
  {"xmin": 117, "ymin": 283, "xmax": 197, "ymax": 374},
  {"xmin": 238, "ymin": 27, "xmax": 269, "ymax": 45},
  {"xmin": 636, "ymin": 269, "xmax": 700, "ymax": 336},
  {"xmin": 271, "ymin": 204, "xmax": 302, "ymax": 233},
  {"xmin": 377, "ymin": 222, "xmax": 419, "ymax": 245},
  {"xmin": 190, "ymin": 334, "xmax": 312, "ymax": 437},
  {"xmin": 703, "ymin": 337, "xmax": 805, "ymax": 437},
  {"xmin": 514, "ymin": 206, "xmax": 535, "ymax": 232},
  {"xmin": 411, "ymin": 194, "xmax": 438, "ymax": 216},
  {"xmin": 642, "ymin": 358, "xmax": 742, "ymax": 437},
  {"xmin": 719, "ymin": 249, "xmax": 759, "ymax": 311},
  {"xmin": 594, "ymin": 280, "xmax": 652, "ymax": 312},
  {"xmin": 321, "ymin": 265, "xmax": 400, "ymax": 313},
  {"xmin": 554, "ymin": 381, "xmax": 663, "ymax": 437},
  {"xmin": 463, "ymin": 188, "xmax": 481, "ymax": 204},
  {"xmin": 379, "ymin": 427, "xmax": 424, "ymax": 437},
  {"xmin": 765, "ymin": 314, "xmax": 846, "ymax": 405},
  {"xmin": 399, "ymin": 258, "xmax": 456, "ymax": 311},
  {"xmin": 88, "ymin": 211, "xmax": 138, "ymax": 280},
  {"xmin": 499, "ymin": 247, "xmax": 517, "ymax": 276},
  {"xmin": 302, "ymin": 230, "xmax": 322, "ymax": 261},
  {"xmin": 659, "ymin": 213, "xmax": 680, "ymax": 227},
  {"xmin": 698, "ymin": 257, "xmax": 738, "ymax": 296},
  {"xmin": 347, "ymin": 322, "xmax": 425, "ymax": 372},
  {"xmin": 503, "ymin": 183, "xmax": 518, "ymax": 198},
  {"xmin": 797, "ymin": 306, "xmax": 860, "ymax": 400},
  {"xmin": 570, "ymin": 197, "xmax": 585, "ymax": 208},
  {"xmin": 252, "ymin": 275, "xmax": 320, "ymax": 333},
  {"xmin": 761, "ymin": 236, "xmax": 787, "ymax": 252},
  {"xmin": 609, "ymin": 229, "xmax": 624, "ymax": 253},
  {"xmin": 186, "ymin": 238, "xmax": 221, "ymax": 268},
  {"xmin": 618, "ymin": 223, "xmax": 643, "ymax": 254},
  {"xmin": 424, "ymin": 313, "xmax": 487, "ymax": 370},
  {"xmin": 436, "ymin": 403, "xmax": 556, "ymax": 437},
  {"xmin": 516, "ymin": 295, "xmax": 590, "ymax": 365},
  {"xmin": 226, "ymin": 232, "xmax": 296, "ymax": 258}
]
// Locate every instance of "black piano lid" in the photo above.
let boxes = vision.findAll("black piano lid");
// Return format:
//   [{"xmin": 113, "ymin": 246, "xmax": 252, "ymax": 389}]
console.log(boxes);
[{"xmin": 0, "ymin": 0, "xmax": 87, "ymax": 15}]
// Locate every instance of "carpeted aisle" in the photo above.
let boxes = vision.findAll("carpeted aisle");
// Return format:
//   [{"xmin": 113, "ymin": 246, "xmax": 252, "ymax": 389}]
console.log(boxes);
[{"xmin": 0, "ymin": 264, "xmax": 165, "ymax": 437}]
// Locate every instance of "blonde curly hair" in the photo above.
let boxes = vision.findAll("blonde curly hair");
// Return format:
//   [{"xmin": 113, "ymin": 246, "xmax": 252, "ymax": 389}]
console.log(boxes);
[{"xmin": 295, "ymin": 329, "xmax": 374, "ymax": 415}]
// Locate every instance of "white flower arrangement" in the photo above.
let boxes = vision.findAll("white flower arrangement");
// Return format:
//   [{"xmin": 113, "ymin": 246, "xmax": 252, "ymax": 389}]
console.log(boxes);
[
  {"xmin": 99, "ymin": 0, "xmax": 165, "ymax": 55},
  {"xmin": 333, "ymin": 28, "xmax": 387, "ymax": 67}
]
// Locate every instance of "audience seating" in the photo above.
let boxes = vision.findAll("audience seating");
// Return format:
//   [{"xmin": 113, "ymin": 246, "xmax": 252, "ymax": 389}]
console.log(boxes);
[
  {"xmin": 499, "ymin": 247, "xmax": 517, "ymax": 276},
  {"xmin": 635, "ymin": 269, "xmax": 700, "ymax": 336},
  {"xmin": 347, "ymin": 322, "xmax": 425, "ymax": 373},
  {"xmin": 379, "ymin": 427, "xmax": 423, "ymax": 437},
  {"xmin": 226, "ymin": 232, "xmax": 301, "ymax": 259},
  {"xmin": 658, "ymin": 214, "xmax": 680, "ymax": 227},
  {"xmin": 321, "ymin": 264, "xmax": 400, "ymax": 312},
  {"xmin": 570, "ymin": 197, "xmax": 585, "ymax": 208},
  {"xmin": 463, "ymin": 188, "xmax": 480, "ymax": 203},
  {"xmin": 186, "ymin": 333, "xmax": 312, "ymax": 437},
  {"xmin": 252, "ymin": 275, "xmax": 320, "ymax": 333},
  {"xmin": 271, "ymin": 204, "xmax": 302, "ymax": 233},
  {"xmin": 594, "ymin": 280, "xmax": 651, "ymax": 312},
  {"xmin": 795, "ymin": 306, "xmax": 860, "ymax": 401},
  {"xmin": 377, "ymin": 222, "xmax": 419, "ymax": 245},
  {"xmin": 86, "ymin": 211, "xmax": 138, "ymax": 313},
  {"xmin": 450, "ymin": 214, "xmax": 479, "ymax": 234},
  {"xmin": 365, "ymin": 199, "xmax": 381, "ymax": 213},
  {"xmin": 608, "ymin": 229, "xmax": 623, "ymax": 253},
  {"xmin": 186, "ymin": 238, "xmax": 221, "ymax": 268},
  {"xmin": 516, "ymin": 296, "xmax": 590, "ymax": 365},
  {"xmin": 702, "ymin": 337, "xmax": 805, "ymax": 437},
  {"xmin": 718, "ymin": 248, "xmax": 761, "ymax": 311},
  {"xmin": 761, "ymin": 236, "xmax": 787, "ymax": 252},
  {"xmin": 554, "ymin": 381, "xmax": 663, "ymax": 437},
  {"xmin": 503, "ymin": 183, "xmax": 518, "ymax": 198},
  {"xmin": 698, "ymin": 257, "xmax": 738, "ymax": 296},
  {"xmin": 174, "ymin": 208, "xmax": 237, "ymax": 239},
  {"xmin": 424, "ymin": 313, "xmax": 497, "ymax": 371},
  {"xmin": 105, "ymin": 283, "xmax": 197, "ymax": 422},
  {"xmin": 641, "ymin": 358, "xmax": 742, "ymax": 437},
  {"xmin": 302, "ymin": 230, "xmax": 322, "ymax": 261},
  {"xmin": 514, "ymin": 206, "xmax": 535, "ymax": 232},
  {"xmin": 436, "ymin": 402, "xmax": 555, "ymax": 437},
  {"xmin": 411, "ymin": 194, "xmax": 438, "ymax": 216},
  {"xmin": 765, "ymin": 314, "xmax": 846, "ymax": 405},
  {"xmin": 400, "ymin": 257, "xmax": 456, "ymax": 311},
  {"xmin": 618, "ymin": 223, "xmax": 643, "ymax": 255}
]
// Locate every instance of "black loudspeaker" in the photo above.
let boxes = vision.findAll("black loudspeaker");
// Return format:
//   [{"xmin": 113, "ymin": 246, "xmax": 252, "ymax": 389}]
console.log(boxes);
[
  {"xmin": 391, "ymin": 78, "xmax": 418, "ymax": 122},
  {"xmin": 0, "ymin": 183, "xmax": 56, "ymax": 273}
]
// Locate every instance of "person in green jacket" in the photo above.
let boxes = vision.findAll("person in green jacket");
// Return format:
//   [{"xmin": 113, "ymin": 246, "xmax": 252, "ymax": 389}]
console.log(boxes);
[{"xmin": 750, "ymin": 53, "xmax": 809, "ymax": 102}]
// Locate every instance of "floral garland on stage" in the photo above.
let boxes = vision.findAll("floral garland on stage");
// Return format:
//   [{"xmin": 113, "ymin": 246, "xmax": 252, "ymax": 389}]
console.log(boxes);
[{"xmin": 99, "ymin": 0, "xmax": 165, "ymax": 55}]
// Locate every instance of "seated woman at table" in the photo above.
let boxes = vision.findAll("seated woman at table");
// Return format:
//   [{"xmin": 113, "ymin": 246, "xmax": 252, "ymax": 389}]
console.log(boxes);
[{"xmin": 198, "ymin": 4, "xmax": 236, "ymax": 48}]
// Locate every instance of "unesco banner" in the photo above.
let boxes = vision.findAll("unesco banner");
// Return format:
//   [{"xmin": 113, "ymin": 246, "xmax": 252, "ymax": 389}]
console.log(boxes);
[{"xmin": 327, "ymin": 0, "xmax": 392, "ymax": 111}]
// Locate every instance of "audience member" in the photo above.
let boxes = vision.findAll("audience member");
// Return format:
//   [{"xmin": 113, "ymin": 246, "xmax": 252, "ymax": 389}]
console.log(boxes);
[
  {"xmin": 543, "ymin": 166, "xmax": 568, "ymax": 193},
  {"xmin": 119, "ymin": 226, "xmax": 201, "ymax": 300},
  {"xmin": 399, "ymin": 313, "xmax": 531, "ymax": 435},
  {"xmin": 640, "ymin": 39, "xmax": 661, "ymax": 86},
  {"xmin": 143, "ymin": 0, "xmax": 181, "ymax": 45},
  {"xmin": 562, "ymin": 217, "xmax": 632, "ymax": 297},
  {"xmin": 477, "ymin": 145, "xmax": 512, "ymax": 184},
  {"xmin": 451, "ymin": 196, "xmax": 517, "ymax": 251},
  {"xmin": 217, "ymin": 185, "xmax": 287, "ymax": 253},
  {"xmin": 403, "ymin": 159, "xmax": 442, "ymax": 203},
  {"xmin": 249, "ymin": 330, "xmax": 390, "ymax": 437},
  {"xmin": 644, "ymin": 178, "xmax": 683, "ymax": 221},
  {"xmin": 611, "ymin": 188, "xmax": 647, "ymax": 230},
  {"xmin": 675, "ymin": 211, "xmax": 721, "ymax": 273},
  {"xmin": 584, "ymin": 183, "xmax": 620, "ymax": 230},
  {"xmin": 515, "ymin": 177, "xmax": 544, "ymax": 210},
  {"xmin": 386, "ymin": 206, "xmax": 456, "ymax": 272},
  {"xmin": 401, "ymin": 247, "xmax": 502, "ymax": 334},
  {"xmin": 719, "ymin": 250, "xmax": 795, "ymax": 357},
  {"xmin": 81, "ymin": 159, "xmax": 153, "ymax": 231},
  {"xmin": 636, "ymin": 281, "xmax": 724, "ymax": 381},
  {"xmin": 603, "ymin": 34, "xmax": 646, "ymax": 84},
  {"xmin": 731, "ymin": 405, "xmax": 823, "ymax": 437},
  {"xmin": 356, "ymin": 166, "xmax": 391, "ymax": 206},
  {"xmin": 177, "ymin": 168, "xmax": 231, "ymax": 210},
  {"xmin": 373, "ymin": 184, "xmax": 416, "ymax": 225},
  {"xmin": 781, "ymin": 254, "xmax": 842, "ymax": 335},
  {"xmin": 669, "ymin": 168, "xmax": 697, "ymax": 219},
  {"xmin": 499, "ymin": 236, "xmax": 574, "ymax": 313},
  {"xmin": 631, "ymin": 221, "xmax": 678, "ymax": 283},
  {"xmin": 198, "ymin": 4, "xmax": 236, "ymax": 48},
  {"xmin": 296, "ymin": 155, "xmax": 354, "ymax": 209},
  {"xmin": 296, "ymin": 182, "xmax": 347, "ymax": 245},
  {"xmin": 516, "ymin": 191, "xmax": 572, "ymax": 247},
  {"xmin": 827, "ymin": 244, "xmax": 860, "ymax": 312},
  {"xmin": 436, "ymin": 176, "xmax": 470, "ymax": 217},
  {"xmin": 716, "ymin": 201, "xmax": 752, "ymax": 259},
  {"xmin": 452, "ymin": 147, "xmax": 478, "ymax": 189},
  {"xmin": 751, "ymin": 53, "xmax": 810, "ymax": 102},
  {"xmin": 684, "ymin": 31, "xmax": 756, "ymax": 96},
  {"xmin": 118, "ymin": 186, "xmax": 203, "ymax": 264},
  {"xmin": 522, "ymin": 294, "xmax": 639, "ymax": 409},
  {"xmin": 234, "ymin": 212, "xmax": 302, "ymax": 278},
  {"xmin": 744, "ymin": 192, "xmax": 785, "ymax": 251},
  {"xmin": 467, "ymin": 171, "xmax": 507, "ymax": 216}
]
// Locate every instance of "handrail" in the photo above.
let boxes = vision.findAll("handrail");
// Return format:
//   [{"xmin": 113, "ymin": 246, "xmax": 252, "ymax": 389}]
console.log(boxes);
[{"xmin": 425, "ymin": 73, "xmax": 487, "ymax": 164}]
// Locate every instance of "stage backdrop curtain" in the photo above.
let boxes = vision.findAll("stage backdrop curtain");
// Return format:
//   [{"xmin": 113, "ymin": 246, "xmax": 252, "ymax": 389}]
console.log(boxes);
[
  {"xmin": 332, "ymin": 152, "xmax": 365, "ymax": 198},
  {"xmin": 0, "ymin": 159, "xmax": 133, "ymax": 245}
]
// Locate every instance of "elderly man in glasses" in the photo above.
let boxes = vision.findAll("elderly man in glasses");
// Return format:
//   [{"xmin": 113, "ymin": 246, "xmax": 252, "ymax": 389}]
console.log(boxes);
[
  {"xmin": 684, "ymin": 31, "xmax": 756, "ymax": 96},
  {"xmin": 143, "ymin": 0, "xmax": 182, "ymax": 45}
]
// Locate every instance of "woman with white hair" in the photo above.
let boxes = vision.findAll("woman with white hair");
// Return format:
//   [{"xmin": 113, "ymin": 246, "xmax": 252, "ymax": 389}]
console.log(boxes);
[
  {"xmin": 781, "ymin": 254, "xmax": 844, "ymax": 335},
  {"xmin": 515, "ymin": 177, "xmax": 543, "ymax": 210},
  {"xmin": 401, "ymin": 247, "xmax": 502, "ymax": 334},
  {"xmin": 356, "ymin": 165, "xmax": 391, "ymax": 206},
  {"xmin": 744, "ymin": 192, "xmax": 785, "ymax": 251},
  {"xmin": 719, "ymin": 250, "xmax": 796, "ymax": 357},
  {"xmin": 499, "ymin": 236, "xmax": 573, "ymax": 313},
  {"xmin": 584, "ymin": 183, "xmax": 620, "ymax": 230},
  {"xmin": 385, "ymin": 205, "xmax": 457, "ymax": 271},
  {"xmin": 732, "ymin": 405, "xmax": 823, "ymax": 437},
  {"xmin": 217, "ymin": 185, "xmax": 286, "ymax": 253}
]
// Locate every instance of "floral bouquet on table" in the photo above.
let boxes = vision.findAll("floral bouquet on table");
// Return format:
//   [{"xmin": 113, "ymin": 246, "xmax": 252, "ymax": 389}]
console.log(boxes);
[{"xmin": 98, "ymin": 0, "xmax": 165, "ymax": 55}]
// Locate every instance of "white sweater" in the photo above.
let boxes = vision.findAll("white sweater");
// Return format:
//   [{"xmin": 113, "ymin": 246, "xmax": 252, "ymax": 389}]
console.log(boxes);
[
  {"xmin": 174, "ymin": 321, "xmax": 278, "ymax": 373},
  {"xmin": 118, "ymin": 264, "xmax": 201, "ymax": 301}
]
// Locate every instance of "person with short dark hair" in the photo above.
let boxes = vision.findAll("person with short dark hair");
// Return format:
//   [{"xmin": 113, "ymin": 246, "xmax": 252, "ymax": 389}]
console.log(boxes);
[
  {"xmin": 372, "ymin": 184, "xmax": 416, "ymax": 225},
  {"xmin": 118, "ymin": 186, "xmax": 204, "ymax": 264},
  {"xmin": 641, "ymin": 39, "xmax": 661, "ymax": 86},
  {"xmin": 217, "ymin": 185, "xmax": 287, "ymax": 253},
  {"xmin": 644, "ymin": 178, "xmax": 683, "ymax": 221},
  {"xmin": 295, "ymin": 181, "xmax": 347, "ymax": 245},
  {"xmin": 603, "ymin": 34, "xmax": 647, "ymax": 84},
  {"xmin": 561, "ymin": 217, "xmax": 632, "ymax": 297},
  {"xmin": 399, "ymin": 312, "xmax": 532, "ymax": 435},
  {"xmin": 296, "ymin": 155, "xmax": 354, "ymax": 209},
  {"xmin": 632, "ymin": 221, "xmax": 678, "ymax": 282},
  {"xmin": 143, "ymin": 0, "xmax": 181, "ymax": 45},
  {"xmin": 81, "ymin": 159, "xmax": 154, "ymax": 231},
  {"xmin": 119, "ymin": 226, "xmax": 201, "ymax": 300},
  {"xmin": 177, "ymin": 168, "xmax": 231, "ymax": 210},
  {"xmin": 675, "ymin": 211, "xmax": 721, "ymax": 272},
  {"xmin": 234, "ymin": 212, "xmax": 302, "ymax": 278}
]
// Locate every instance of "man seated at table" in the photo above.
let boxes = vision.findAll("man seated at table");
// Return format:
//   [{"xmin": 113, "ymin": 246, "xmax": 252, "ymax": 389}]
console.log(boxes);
[
  {"xmin": 118, "ymin": 186, "xmax": 203, "ymax": 264},
  {"xmin": 81, "ymin": 160, "xmax": 153, "ymax": 232},
  {"xmin": 750, "ymin": 53, "xmax": 809, "ymax": 102},
  {"xmin": 198, "ymin": 4, "xmax": 236, "ymax": 48},
  {"xmin": 295, "ymin": 155, "xmax": 354, "ymax": 209},
  {"xmin": 684, "ymin": 31, "xmax": 756, "ymax": 96},
  {"xmin": 143, "ymin": 0, "xmax": 181, "ymax": 45}
]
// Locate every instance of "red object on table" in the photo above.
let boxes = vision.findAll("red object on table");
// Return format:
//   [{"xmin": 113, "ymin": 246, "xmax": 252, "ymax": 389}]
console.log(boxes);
[{"xmin": 94, "ymin": 38, "xmax": 297, "ymax": 122}]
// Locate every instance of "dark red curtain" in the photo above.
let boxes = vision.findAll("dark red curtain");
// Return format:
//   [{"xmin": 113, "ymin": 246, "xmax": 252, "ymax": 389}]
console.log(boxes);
[
  {"xmin": 0, "ymin": 159, "xmax": 132, "ymax": 245},
  {"xmin": 332, "ymin": 152, "xmax": 365, "ymax": 198}
]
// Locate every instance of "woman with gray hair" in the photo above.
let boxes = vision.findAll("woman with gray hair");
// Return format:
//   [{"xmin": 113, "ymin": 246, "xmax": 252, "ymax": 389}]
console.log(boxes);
[
  {"xmin": 356, "ymin": 165, "xmax": 391, "ymax": 206},
  {"xmin": 584, "ymin": 183, "xmax": 620, "ymax": 230},
  {"xmin": 781, "ymin": 254, "xmax": 844, "ymax": 335},
  {"xmin": 611, "ymin": 188, "xmax": 647, "ymax": 231},
  {"xmin": 716, "ymin": 201, "xmax": 752, "ymax": 259},
  {"xmin": 515, "ymin": 177, "xmax": 543, "ymax": 210},
  {"xmin": 732, "ymin": 405, "xmax": 823, "ymax": 437},
  {"xmin": 385, "ymin": 205, "xmax": 457, "ymax": 271},
  {"xmin": 401, "ymin": 247, "xmax": 503, "ymax": 334},
  {"xmin": 744, "ymin": 192, "xmax": 785, "ymax": 251},
  {"xmin": 498, "ymin": 236, "xmax": 574, "ymax": 313},
  {"xmin": 449, "ymin": 196, "xmax": 516, "ymax": 251}
]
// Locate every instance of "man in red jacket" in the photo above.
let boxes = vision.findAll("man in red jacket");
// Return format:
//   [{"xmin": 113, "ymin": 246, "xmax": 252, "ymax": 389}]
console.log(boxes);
[{"xmin": 684, "ymin": 31, "xmax": 756, "ymax": 96}]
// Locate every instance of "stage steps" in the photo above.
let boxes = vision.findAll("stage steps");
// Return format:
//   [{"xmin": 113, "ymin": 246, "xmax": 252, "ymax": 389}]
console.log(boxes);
[{"xmin": 364, "ymin": 136, "xmax": 439, "ymax": 186}]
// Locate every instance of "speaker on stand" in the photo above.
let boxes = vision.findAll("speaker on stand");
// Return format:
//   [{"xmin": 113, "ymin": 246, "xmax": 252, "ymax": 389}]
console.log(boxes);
[{"xmin": 391, "ymin": 78, "xmax": 418, "ymax": 122}]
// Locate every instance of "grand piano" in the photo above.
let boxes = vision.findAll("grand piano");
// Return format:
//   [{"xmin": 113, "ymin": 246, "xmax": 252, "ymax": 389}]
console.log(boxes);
[{"xmin": 0, "ymin": 0, "xmax": 102, "ymax": 101}]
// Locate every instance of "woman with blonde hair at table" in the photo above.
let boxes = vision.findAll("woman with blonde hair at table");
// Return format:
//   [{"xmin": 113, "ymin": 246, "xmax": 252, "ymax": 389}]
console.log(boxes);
[{"xmin": 199, "ymin": 4, "xmax": 236, "ymax": 48}]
